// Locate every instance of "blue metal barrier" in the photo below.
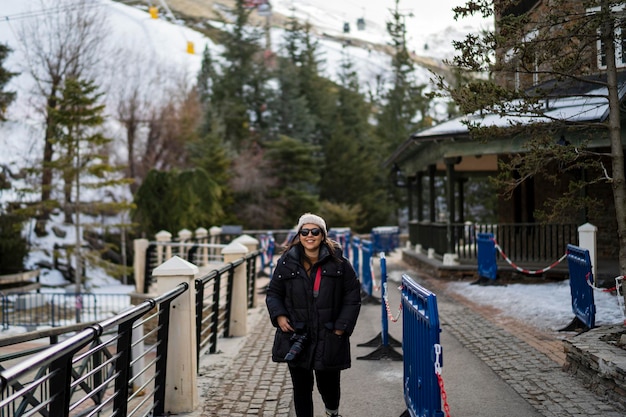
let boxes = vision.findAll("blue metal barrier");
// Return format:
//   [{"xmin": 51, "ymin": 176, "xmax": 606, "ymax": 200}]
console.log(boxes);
[
  {"xmin": 329, "ymin": 227, "xmax": 351, "ymax": 259},
  {"xmin": 371, "ymin": 226, "xmax": 400, "ymax": 253},
  {"xmin": 357, "ymin": 253, "xmax": 402, "ymax": 360},
  {"xmin": 401, "ymin": 275, "xmax": 444, "ymax": 417},
  {"xmin": 351, "ymin": 236, "xmax": 360, "ymax": 277},
  {"xmin": 259, "ymin": 233, "xmax": 275, "ymax": 275},
  {"xmin": 360, "ymin": 239, "xmax": 374, "ymax": 298},
  {"xmin": 564, "ymin": 244, "xmax": 595, "ymax": 330},
  {"xmin": 477, "ymin": 233, "xmax": 497, "ymax": 281}
]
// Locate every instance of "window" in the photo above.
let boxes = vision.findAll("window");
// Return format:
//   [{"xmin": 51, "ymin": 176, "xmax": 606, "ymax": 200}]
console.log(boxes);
[{"xmin": 590, "ymin": 4, "xmax": 626, "ymax": 69}]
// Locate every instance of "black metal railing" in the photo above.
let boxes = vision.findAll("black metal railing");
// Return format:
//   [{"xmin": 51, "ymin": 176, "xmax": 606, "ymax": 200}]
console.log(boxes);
[
  {"xmin": 245, "ymin": 252, "xmax": 259, "ymax": 308},
  {"xmin": 193, "ymin": 250, "xmax": 261, "ymax": 366},
  {"xmin": 1, "ymin": 292, "xmax": 133, "ymax": 330},
  {"xmin": 409, "ymin": 221, "xmax": 578, "ymax": 262},
  {"xmin": 194, "ymin": 262, "xmax": 236, "ymax": 360},
  {"xmin": 143, "ymin": 242, "xmax": 226, "ymax": 293},
  {"xmin": 0, "ymin": 283, "xmax": 187, "ymax": 417}
]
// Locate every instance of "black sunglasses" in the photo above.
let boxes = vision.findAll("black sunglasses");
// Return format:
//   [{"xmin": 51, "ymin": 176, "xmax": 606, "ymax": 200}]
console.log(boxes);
[{"xmin": 299, "ymin": 228, "xmax": 321, "ymax": 237}]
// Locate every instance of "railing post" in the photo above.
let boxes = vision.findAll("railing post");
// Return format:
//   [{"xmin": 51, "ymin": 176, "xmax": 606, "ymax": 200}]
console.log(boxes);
[
  {"xmin": 196, "ymin": 227, "xmax": 209, "ymax": 265},
  {"xmin": 178, "ymin": 228, "xmax": 192, "ymax": 259},
  {"xmin": 233, "ymin": 234, "xmax": 259, "ymax": 253},
  {"xmin": 578, "ymin": 223, "xmax": 597, "ymax": 279},
  {"xmin": 156, "ymin": 230, "xmax": 172, "ymax": 264},
  {"xmin": 133, "ymin": 238, "xmax": 149, "ymax": 294},
  {"xmin": 152, "ymin": 256, "xmax": 199, "ymax": 413},
  {"xmin": 210, "ymin": 226, "xmax": 222, "ymax": 260},
  {"xmin": 233, "ymin": 235, "xmax": 260, "ymax": 308},
  {"xmin": 222, "ymin": 242, "xmax": 249, "ymax": 337}
]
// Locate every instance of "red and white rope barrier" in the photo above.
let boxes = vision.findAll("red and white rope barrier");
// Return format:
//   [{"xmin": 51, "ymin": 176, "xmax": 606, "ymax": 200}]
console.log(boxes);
[
  {"xmin": 491, "ymin": 238, "xmax": 567, "ymax": 275},
  {"xmin": 434, "ymin": 343, "xmax": 451, "ymax": 417},
  {"xmin": 382, "ymin": 283, "xmax": 402, "ymax": 323}
]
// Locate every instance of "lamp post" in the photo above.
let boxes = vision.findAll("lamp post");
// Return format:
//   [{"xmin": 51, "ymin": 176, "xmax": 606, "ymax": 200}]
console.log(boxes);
[{"xmin": 74, "ymin": 133, "xmax": 82, "ymax": 323}]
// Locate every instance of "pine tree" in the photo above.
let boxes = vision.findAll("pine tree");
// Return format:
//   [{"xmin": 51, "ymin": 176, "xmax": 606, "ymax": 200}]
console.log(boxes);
[
  {"xmin": 210, "ymin": 0, "xmax": 268, "ymax": 151},
  {"xmin": 268, "ymin": 54, "xmax": 315, "ymax": 142},
  {"xmin": 197, "ymin": 44, "xmax": 216, "ymax": 110},
  {"xmin": 132, "ymin": 168, "xmax": 222, "ymax": 236},
  {"xmin": 0, "ymin": 43, "xmax": 16, "ymax": 121},
  {"xmin": 320, "ymin": 51, "xmax": 393, "ymax": 230},
  {"xmin": 376, "ymin": 0, "xmax": 430, "ymax": 155},
  {"xmin": 263, "ymin": 135, "xmax": 321, "ymax": 227},
  {"xmin": 372, "ymin": 0, "xmax": 433, "ymax": 224},
  {"xmin": 278, "ymin": 14, "xmax": 337, "ymax": 146},
  {"xmin": 50, "ymin": 76, "xmax": 132, "ymax": 286}
]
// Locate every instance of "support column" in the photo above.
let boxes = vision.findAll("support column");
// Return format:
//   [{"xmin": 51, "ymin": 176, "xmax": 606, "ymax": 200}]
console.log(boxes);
[
  {"xmin": 578, "ymin": 223, "xmax": 597, "ymax": 279},
  {"xmin": 416, "ymin": 172, "xmax": 424, "ymax": 222},
  {"xmin": 445, "ymin": 158, "xmax": 457, "ymax": 256},
  {"xmin": 156, "ymin": 230, "xmax": 172, "ymax": 264},
  {"xmin": 457, "ymin": 178, "xmax": 467, "ymax": 224},
  {"xmin": 222, "ymin": 242, "xmax": 249, "ymax": 336},
  {"xmin": 195, "ymin": 227, "xmax": 209, "ymax": 266},
  {"xmin": 178, "ymin": 228, "xmax": 192, "ymax": 258},
  {"xmin": 233, "ymin": 235, "xmax": 260, "ymax": 308},
  {"xmin": 153, "ymin": 256, "xmax": 199, "ymax": 413},
  {"xmin": 210, "ymin": 226, "xmax": 222, "ymax": 261},
  {"xmin": 407, "ymin": 175, "xmax": 414, "ymax": 221},
  {"xmin": 428, "ymin": 164, "xmax": 436, "ymax": 222},
  {"xmin": 133, "ymin": 238, "xmax": 149, "ymax": 294}
]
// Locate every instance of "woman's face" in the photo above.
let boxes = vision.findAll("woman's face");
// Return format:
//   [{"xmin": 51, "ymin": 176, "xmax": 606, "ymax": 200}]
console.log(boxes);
[{"xmin": 299, "ymin": 223, "xmax": 323, "ymax": 252}]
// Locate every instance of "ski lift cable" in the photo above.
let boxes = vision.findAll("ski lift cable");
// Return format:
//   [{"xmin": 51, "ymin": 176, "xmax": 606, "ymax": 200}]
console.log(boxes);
[
  {"xmin": 0, "ymin": 2, "xmax": 108, "ymax": 23},
  {"xmin": 143, "ymin": 0, "xmax": 193, "ymax": 46}
]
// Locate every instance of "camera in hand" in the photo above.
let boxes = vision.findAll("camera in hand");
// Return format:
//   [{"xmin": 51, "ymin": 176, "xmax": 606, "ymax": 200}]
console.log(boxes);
[{"xmin": 284, "ymin": 333, "xmax": 307, "ymax": 361}]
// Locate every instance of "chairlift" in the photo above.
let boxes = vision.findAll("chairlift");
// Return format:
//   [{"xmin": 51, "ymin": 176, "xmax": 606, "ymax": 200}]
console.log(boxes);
[
  {"xmin": 257, "ymin": 3, "xmax": 272, "ymax": 17},
  {"xmin": 356, "ymin": 17, "xmax": 365, "ymax": 31},
  {"xmin": 343, "ymin": 22, "xmax": 350, "ymax": 33}
]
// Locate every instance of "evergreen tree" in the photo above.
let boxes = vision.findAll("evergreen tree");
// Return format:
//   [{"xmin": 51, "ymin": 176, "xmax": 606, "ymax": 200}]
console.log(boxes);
[
  {"xmin": 187, "ymin": 128, "xmax": 234, "ymax": 224},
  {"xmin": 210, "ymin": 0, "xmax": 268, "ymax": 151},
  {"xmin": 50, "ymin": 77, "xmax": 116, "ymax": 223},
  {"xmin": 132, "ymin": 168, "xmax": 222, "ymax": 236},
  {"xmin": 49, "ymin": 76, "xmax": 132, "ymax": 285},
  {"xmin": 263, "ymin": 135, "xmax": 321, "ymax": 227},
  {"xmin": 0, "ymin": 212, "xmax": 28, "ymax": 274},
  {"xmin": 320, "ymin": 51, "xmax": 392, "ymax": 230},
  {"xmin": 280, "ymin": 15, "xmax": 335, "ymax": 145},
  {"xmin": 376, "ymin": 0, "xmax": 430, "ymax": 155},
  {"xmin": 196, "ymin": 44, "xmax": 216, "ymax": 111},
  {"xmin": 268, "ymin": 54, "xmax": 315, "ymax": 142},
  {"xmin": 0, "ymin": 42, "xmax": 16, "ymax": 121}
]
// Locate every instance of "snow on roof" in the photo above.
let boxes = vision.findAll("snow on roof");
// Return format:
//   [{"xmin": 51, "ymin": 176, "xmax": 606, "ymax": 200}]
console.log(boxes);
[{"xmin": 413, "ymin": 86, "xmax": 612, "ymax": 140}]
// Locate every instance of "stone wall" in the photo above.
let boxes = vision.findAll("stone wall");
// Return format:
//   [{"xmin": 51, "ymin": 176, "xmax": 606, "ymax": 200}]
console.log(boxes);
[{"xmin": 563, "ymin": 324, "xmax": 626, "ymax": 412}]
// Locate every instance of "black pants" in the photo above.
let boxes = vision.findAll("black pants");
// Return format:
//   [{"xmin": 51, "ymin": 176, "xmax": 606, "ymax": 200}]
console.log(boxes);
[{"xmin": 289, "ymin": 366, "xmax": 341, "ymax": 417}]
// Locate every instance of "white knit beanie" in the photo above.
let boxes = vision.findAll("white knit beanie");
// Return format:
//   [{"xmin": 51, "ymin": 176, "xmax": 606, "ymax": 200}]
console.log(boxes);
[{"xmin": 296, "ymin": 213, "xmax": 327, "ymax": 236}]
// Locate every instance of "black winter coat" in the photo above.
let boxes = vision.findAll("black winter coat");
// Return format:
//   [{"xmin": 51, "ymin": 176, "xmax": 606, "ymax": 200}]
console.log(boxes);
[{"xmin": 266, "ymin": 242, "xmax": 361, "ymax": 371}]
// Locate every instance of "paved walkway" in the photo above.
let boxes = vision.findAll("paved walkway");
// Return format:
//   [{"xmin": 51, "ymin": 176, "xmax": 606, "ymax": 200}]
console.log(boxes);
[{"xmin": 185, "ymin": 251, "xmax": 625, "ymax": 417}]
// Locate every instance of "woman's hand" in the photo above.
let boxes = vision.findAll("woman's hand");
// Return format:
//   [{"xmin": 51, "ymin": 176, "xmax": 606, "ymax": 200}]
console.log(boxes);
[{"xmin": 277, "ymin": 315, "xmax": 294, "ymax": 332}]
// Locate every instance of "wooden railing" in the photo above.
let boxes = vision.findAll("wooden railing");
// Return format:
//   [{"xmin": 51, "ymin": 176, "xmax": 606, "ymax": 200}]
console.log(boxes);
[{"xmin": 409, "ymin": 221, "xmax": 578, "ymax": 262}]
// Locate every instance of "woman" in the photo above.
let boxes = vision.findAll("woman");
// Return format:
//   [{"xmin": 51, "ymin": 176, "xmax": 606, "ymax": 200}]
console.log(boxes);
[{"xmin": 266, "ymin": 213, "xmax": 361, "ymax": 417}]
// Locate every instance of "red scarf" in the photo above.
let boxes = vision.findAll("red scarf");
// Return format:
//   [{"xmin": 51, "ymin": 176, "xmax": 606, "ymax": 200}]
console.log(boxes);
[{"xmin": 313, "ymin": 267, "xmax": 321, "ymax": 298}]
